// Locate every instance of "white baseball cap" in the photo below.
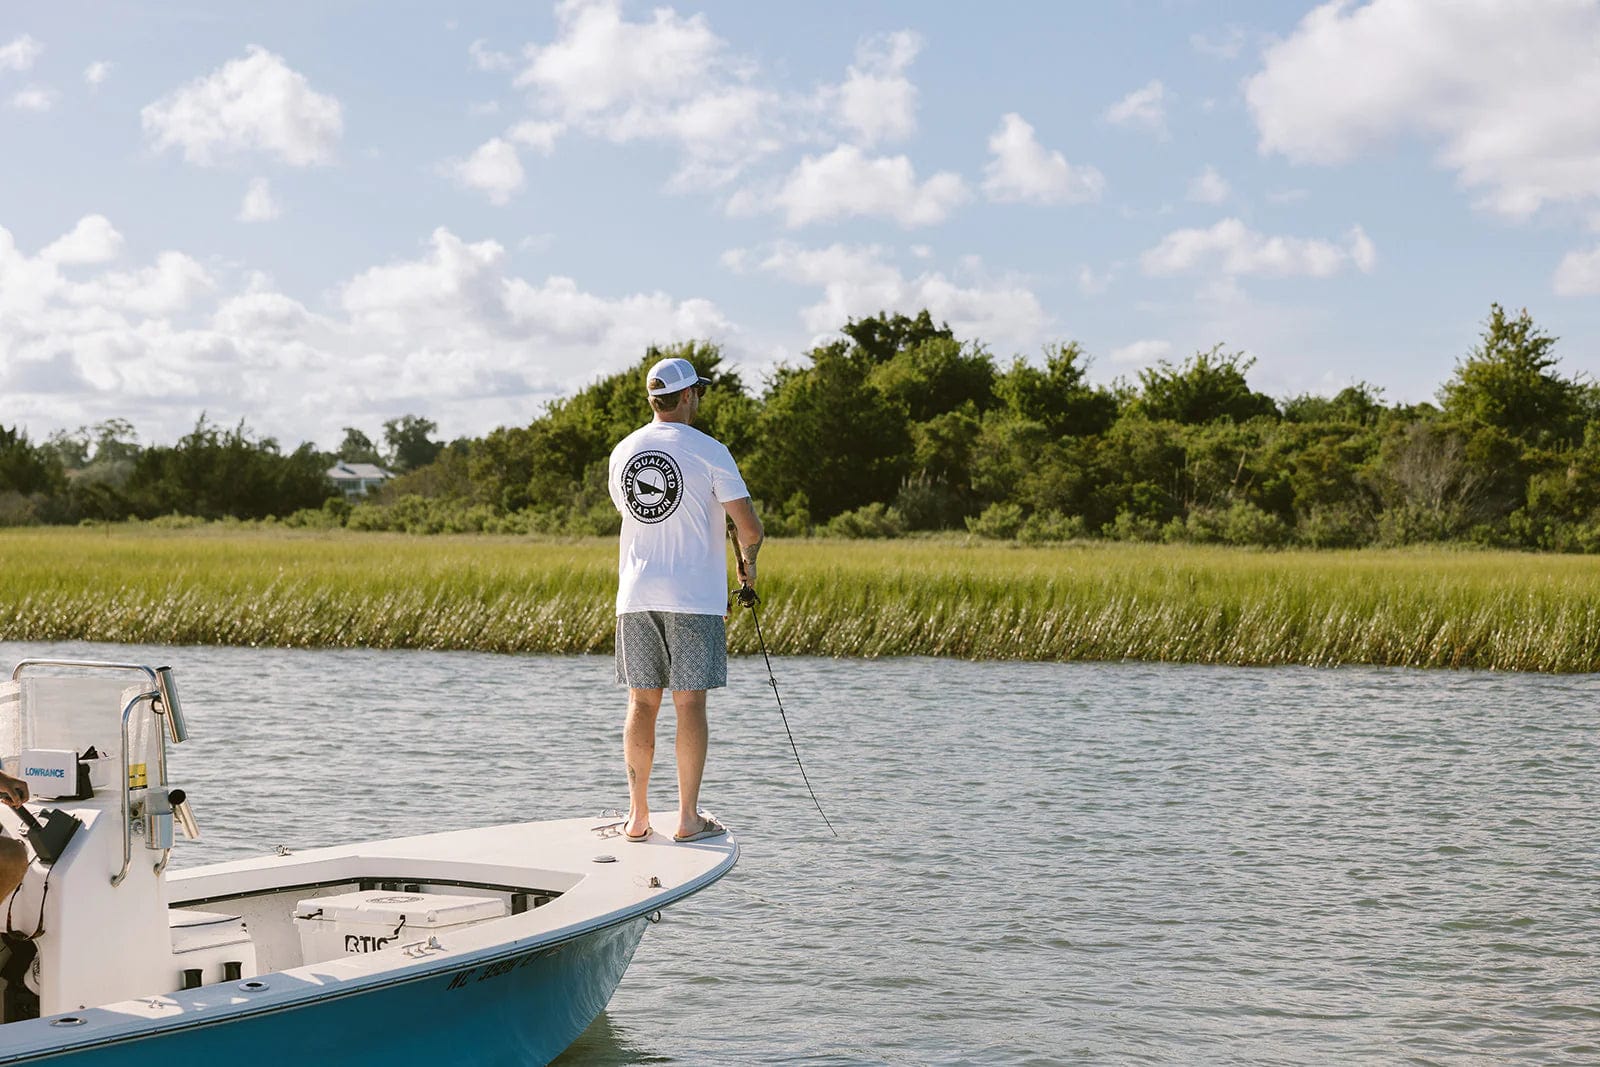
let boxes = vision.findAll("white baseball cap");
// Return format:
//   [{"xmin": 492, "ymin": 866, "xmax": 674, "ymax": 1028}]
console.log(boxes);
[{"xmin": 646, "ymin": 356, "xmax": 712, "ymax": 396}]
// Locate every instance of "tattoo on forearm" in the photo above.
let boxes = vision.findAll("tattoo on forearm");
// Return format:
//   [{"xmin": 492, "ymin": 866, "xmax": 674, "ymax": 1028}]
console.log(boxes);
[{"xmin": 742, "ymin": 537, "xmax": 763, "ymax": 563}]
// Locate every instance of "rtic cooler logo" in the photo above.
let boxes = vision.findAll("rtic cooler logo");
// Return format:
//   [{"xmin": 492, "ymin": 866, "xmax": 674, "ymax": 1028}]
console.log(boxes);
[
  {"xmin": 621, "ymin": 451, "xmax": 682, "ymax": 523},
  {"xmin": 345, "ymin": 933, "xmax": 400, "ymax": 953}
]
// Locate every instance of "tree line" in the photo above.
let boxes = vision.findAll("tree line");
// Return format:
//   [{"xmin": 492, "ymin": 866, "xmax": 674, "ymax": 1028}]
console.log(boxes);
[{"xmin": 5, "ymin": 303, "xmax": 1600, "ymax": 551}]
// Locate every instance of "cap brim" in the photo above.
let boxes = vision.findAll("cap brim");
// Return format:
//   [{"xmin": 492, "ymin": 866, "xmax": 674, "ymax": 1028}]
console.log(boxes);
[{"xmin": 646, "ymin": 373, "xmax": 712, "ymax": 396}]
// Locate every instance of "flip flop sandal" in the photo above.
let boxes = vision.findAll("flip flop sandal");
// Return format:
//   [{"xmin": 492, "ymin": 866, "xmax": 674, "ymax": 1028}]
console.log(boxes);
[{"xmin": 673, "ymin": 814, "xmax": 727, "ymax": 843}]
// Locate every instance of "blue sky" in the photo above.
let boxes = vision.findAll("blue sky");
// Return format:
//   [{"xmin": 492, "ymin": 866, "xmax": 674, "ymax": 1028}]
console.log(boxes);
[{"xmin": 3, "ymin": 1, "xmax": 1599, "ymax": 449}]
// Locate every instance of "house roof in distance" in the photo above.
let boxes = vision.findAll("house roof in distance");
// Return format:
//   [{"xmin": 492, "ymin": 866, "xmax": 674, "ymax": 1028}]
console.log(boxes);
[{"xmin": 327, "ymin": 462, "xmax": 392, "ymax": 480}]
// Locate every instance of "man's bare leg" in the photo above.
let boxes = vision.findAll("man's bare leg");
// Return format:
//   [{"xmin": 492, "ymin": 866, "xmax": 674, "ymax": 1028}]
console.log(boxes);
[
  {"xmin": 625, "ymin": 688, "xmax": 663, "ymax": 838},
  {"xmin": 672, "ymin": 688, "xmax": 710, "ymax": 837}
]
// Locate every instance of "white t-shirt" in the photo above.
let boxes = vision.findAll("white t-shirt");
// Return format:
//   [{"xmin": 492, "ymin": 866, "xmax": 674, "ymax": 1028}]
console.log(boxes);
[{"xmin": 609, "ymin": 421, "xmax": 750, "ymax": 616}]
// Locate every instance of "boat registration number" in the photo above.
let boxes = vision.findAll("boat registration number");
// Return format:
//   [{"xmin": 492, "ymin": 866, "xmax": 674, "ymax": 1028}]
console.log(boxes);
[{"xmin": 445, "ymin": 948, "xmax": 554, "ymax": 990}]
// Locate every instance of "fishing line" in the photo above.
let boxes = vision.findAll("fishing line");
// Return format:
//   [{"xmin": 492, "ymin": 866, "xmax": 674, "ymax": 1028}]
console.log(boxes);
[
  {"xmin": 727, "ymin": 537, "xmax": 838, "ymax": 836},
  {"xmin": 738, "ymin": 589, "xmax": 838, "ymax": 837}
]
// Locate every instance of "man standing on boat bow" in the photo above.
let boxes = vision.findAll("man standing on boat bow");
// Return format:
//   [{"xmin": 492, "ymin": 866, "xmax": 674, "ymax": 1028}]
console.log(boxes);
[{"xmin": 609, "ymin": 355, "xmax": 763, "ymax": 844}]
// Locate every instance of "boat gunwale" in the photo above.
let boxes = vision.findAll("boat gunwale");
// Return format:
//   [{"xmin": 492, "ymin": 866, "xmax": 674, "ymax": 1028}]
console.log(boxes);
[{"xmin": 169, "ymin": 872, "xmax": 568, "ymax": 911}]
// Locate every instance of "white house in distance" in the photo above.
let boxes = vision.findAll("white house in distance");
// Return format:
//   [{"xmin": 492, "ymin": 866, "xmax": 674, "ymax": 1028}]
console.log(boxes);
[{"xmin": 326, "ymin": 462, "xmax": 393, "ymax": 498}]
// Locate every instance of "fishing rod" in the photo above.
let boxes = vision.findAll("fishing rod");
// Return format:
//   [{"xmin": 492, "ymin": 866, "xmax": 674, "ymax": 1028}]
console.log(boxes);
[{"xmin": 729, "ymin": 527, "xmax": 839, "ymax": 837}]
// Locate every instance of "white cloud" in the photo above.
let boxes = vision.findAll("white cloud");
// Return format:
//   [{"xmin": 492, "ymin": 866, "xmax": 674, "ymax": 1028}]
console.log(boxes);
[
  {"xmin": 508, "ymin": 0, "xmax": 777, "ymax": 189},
  {"xmin": 1347, "ymin": 226, "xmax": 1377, "ymax": 273},
  {"xmin": 752, "ymin": 145, "xmax": 968, "ymax": 228},
  {"xmin": 238, "ymin": 178, "xmax": 281, "ymax": 222},
  {"xmin": 211, "ymin": 284, "xmax": 319, "ymax": 339},
  {"xmin": 503, "ymin": 276, "xmax": 727, "ymax": 348},
  {"xmin": 11, "ymin": 87, "xmax": 56, "ymax": 113},
  {"xmin": 469, "ymin": 39, "xmax": 514, "ymax": 72},
  {"xmin": 0, "ymin": 34, "xmax": 43, "ymax": 73},
  {"xmin": 341, "ymin": 229, "xmax": 513, "ymax": 336},
  {"xmin": 506, "ymin": 120, "xmax": 562, "ymax": 153},
  {"xmin": 2, "ymin": 218, "xmax": 733, "ymax": 445},
  {"xmin": 517, "ymin": 0, "xmax": 722, "ymax": 118},
  {"xmin": 141, "ymin": 46, "xmax": 343, "ymax": 166},
  {"xmin": 1105, "ymin": 80, "xmax": 1168, "ymax": 137},
  {"xmin": 648, "ymin": 85, "xmax": 766, "ymax": 156},
  {"xmin": 84, "ymin": 61, "xmax": 112, "ymax": 87},
  {"xmin": 40, "ymin": 216, "xmax": 124, "ymax": 265},
  {"xmin": 1141, "ymin": 218, "xmax": 1377, "ymax": 279},
  {"xmin": 340, "ymin": 228, "xmax": 731, "ymax": 393},
  {"xmin": 339, "ymin": 229, "xmax": 724, "ymax": 365},
  {"xmin": 1246, "ymin": 0, "xmax": 1600, "ymax": 219},
  {"xmin": 982, "ymin": 112, "xmax": 1105, "ymax": 205},
  {"xmin": 70, "ymin": 252, "xmax": 215, "ymax": 318},
  {"xmin": 827, "ymin": 30, "xmax": 921, "ymax": 146},
  {"xmin": 751, "ymin": 242, "xmax": 1046, "ymax": 346},
  {"xmin": 1077, "ymin": 265, "xmax": 1115, "ymax": 296},
  {"xmin": 488, "ymin": 6, "xmax": 932, "ymax": 194},
  {"xmin": 1187, "ymin": 165, "xmax": 1230, "ymax": 204},
  {"xmin": 1554, "ymin": 244, "xmax": 1600, "ymax": 296},
  {"xmin": 450, "ymin": 138, "xmax": 525, "ymax": 205},
  {"xmin": 1110, "ymin": 339, "xmax": 1173, "ymax": 367}
]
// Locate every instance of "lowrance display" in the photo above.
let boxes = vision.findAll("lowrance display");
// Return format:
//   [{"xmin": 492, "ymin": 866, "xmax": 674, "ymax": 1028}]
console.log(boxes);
[{"xmin": 17, "ymin": 749, "xmax": 80, "ymax": 800}]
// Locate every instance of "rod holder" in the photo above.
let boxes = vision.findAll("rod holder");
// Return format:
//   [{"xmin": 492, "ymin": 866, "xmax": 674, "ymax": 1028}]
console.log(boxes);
[
  {"xmin": 169, "ymin": 788, "xmax": 200, "ymax": 841},
  {"xmin": 154, "ymin": 667, "xmax": 189, "ymax": 744},
  {"xmin": 144, "ymin": 789, "xmax": 174, "ymax": 851}
]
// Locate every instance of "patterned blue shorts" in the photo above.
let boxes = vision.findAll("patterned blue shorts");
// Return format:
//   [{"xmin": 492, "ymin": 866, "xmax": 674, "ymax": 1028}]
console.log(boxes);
[{"xmin": 615, "ymin": 611, "xmax": 728, "ymax": 691}]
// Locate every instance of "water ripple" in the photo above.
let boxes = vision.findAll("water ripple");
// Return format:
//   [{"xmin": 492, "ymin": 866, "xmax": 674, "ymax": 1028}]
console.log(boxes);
[{"xmin": 2, "ymin": 643, "xmax": 1596, "ymax": 1064}]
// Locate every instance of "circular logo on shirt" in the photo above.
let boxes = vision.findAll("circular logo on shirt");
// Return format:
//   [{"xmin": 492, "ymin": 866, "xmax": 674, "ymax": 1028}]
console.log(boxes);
[{"xmin": 621, "ymin": 451, "xmax": 683, "ymax": 523}]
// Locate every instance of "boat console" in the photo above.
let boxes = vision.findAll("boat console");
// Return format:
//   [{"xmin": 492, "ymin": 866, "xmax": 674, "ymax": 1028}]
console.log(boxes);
[{"xmin": 0, "ymin": 660, "xmax": 243, "ymax": 1020}]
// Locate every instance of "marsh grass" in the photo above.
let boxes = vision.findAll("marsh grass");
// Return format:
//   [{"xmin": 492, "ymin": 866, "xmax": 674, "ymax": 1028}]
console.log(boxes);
[{"xmin": 3, "ymin": 527, "xmax": 1599, "ymax": 670}]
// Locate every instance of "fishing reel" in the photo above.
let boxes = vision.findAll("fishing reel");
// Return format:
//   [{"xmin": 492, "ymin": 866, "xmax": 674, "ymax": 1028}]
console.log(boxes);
[{"xmin": 728, "ymin": 583, "xmax": 760, "ymax": 610}]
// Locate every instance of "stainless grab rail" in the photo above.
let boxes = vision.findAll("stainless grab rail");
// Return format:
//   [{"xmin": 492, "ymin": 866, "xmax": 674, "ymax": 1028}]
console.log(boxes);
[
  {"xmin": 114, "ymin": 689, "xmax": 157, "ymax": 886},
  {"xmin": 12, "ymin": 660, "xmax": 161, "ymax": 684}
]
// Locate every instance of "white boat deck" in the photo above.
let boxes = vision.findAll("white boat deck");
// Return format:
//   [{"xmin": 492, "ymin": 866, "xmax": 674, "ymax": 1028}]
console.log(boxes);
[
  {"xmin": 0, "ymin": 813, "xmax": 737, "ymax": 1062},
  {"xmin": 175, "ymin": 813, "xmax": 737, "ymax": 932}
]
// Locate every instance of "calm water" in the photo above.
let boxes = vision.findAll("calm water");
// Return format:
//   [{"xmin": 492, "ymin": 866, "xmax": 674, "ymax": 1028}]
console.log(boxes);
[{"xmin": 2, "ymin": 640, "xmax": 1597, "ymax": 1065}]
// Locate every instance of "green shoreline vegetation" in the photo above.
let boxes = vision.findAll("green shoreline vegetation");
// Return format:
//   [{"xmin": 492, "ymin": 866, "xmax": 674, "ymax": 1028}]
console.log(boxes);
[
  {"xmin": 8, "ymin": 303, "xmax": 1600, "ymax": 669},
  {"xmin": 4, "ymin": 526, "xmax": 1600, "ymax": 671},
  {"xmin": 9, "ymin": 305, "xmax": 1600, "ymax": 559}
]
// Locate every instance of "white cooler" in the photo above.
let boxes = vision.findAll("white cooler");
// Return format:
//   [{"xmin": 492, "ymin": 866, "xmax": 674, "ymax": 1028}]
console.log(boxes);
[{"xmin": 293, "ymin": 889, "xmax": 507, "ymax": 962}]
